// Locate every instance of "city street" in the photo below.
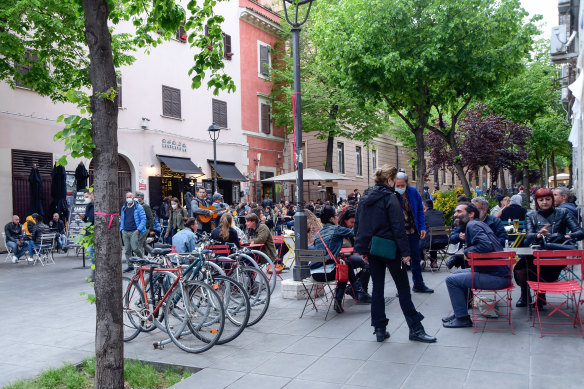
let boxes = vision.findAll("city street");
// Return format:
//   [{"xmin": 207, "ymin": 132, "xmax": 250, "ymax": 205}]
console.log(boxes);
[{"xmin": 1, "ymin": 253, "xmax": 583, "ymax": 388}]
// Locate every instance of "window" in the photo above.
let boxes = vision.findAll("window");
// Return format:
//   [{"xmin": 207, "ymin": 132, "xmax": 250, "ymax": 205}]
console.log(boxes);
[
  {"xmin": 258, "ymin": 42, "xmax": 271, "ymax": 78},
  {"xmin": 372, "ymin": 149, "xmax": 377, "ymax": 171},
  {"xmin": 15, "ymin": 49, "xmax": 38, "ymax": 89},
  {"xmin": 212, "ymin": 99, "xmax": 227, "ymax": 128},
  {"xmin": 260, "ymin": 100, "xmax": 271, "ymax": 134},
  {"xmin": 162, "ymin": 86, "xmax": 181, "ymax": 119},
  {"xmin": 356, "ymin": 146, "xmax": 362, "ymax": 176},
  {"xmin": 337, "ymin": 142, "xmax": 345, "ymax": 174},
  {"xmin": 223, "ymin": 34, "xmax": 232, "ymax": 59},
  {"xmin": 442, "ymin": 168, "xmax": 446, "ymax": 185},
  {"xmin": 176, "ymin": 22, "xmax": 187, "ymax": 42},
  {"xmin": 434, "ymin": 170, "xmax": 439, "ymax": 185},
  {"xmin": 117, "ymin": 76, "xmax": 122, "ymax": 108}
]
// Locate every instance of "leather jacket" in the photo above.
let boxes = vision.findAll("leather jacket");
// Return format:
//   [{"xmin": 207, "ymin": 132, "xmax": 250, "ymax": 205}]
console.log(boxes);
[{"xmin": 525, "ymin": 207, "xmax": 584, "ymax": 246}]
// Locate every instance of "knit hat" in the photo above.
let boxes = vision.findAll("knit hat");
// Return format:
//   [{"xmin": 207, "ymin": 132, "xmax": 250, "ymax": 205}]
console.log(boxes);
[
  {"xmin": 212, "ymin": 192, "xmax": 223, "ymax": 202},
  {"xmin": 509, "ymin": 194, "xmax": 523, "ymax": 206}
]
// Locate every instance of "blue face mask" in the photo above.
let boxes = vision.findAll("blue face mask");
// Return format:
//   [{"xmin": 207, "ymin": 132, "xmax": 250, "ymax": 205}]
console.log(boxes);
[{"xmin": 395, "ymin": 187, "xmax": 406, "ymax": 195}]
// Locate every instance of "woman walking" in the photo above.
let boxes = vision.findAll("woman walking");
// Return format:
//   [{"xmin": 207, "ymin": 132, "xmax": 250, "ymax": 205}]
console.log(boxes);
[{"xmin": 354, "ymin": 165, "xmax": 436, "ymax": 343}]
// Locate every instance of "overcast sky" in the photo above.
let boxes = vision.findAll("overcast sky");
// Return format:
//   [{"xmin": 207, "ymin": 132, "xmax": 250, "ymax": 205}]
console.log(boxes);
[{"xmin": 520, "ymin": 0, "xmax": 559, "ymax": 39}]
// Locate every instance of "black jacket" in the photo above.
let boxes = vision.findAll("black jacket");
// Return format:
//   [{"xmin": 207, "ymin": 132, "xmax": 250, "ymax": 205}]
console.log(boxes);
[
  {"xmin": 422, "ymin": 209, "xmax": 448, "ymax": 248},
  {"xmin": 4, "ymin": 222, "xmax": 23, "ymax": 243},
  {"xmin": 354, "ymin": 184, "xmax": 410, "ymax": 257},
  {"xmin": 525, "ymin": 207, "xmax": 584, "ymax": 246},
  {"xmin": 48, "ymin": 219, "xmax": 65, "ymax": 234},
  {"xmin": 500, "ymin": 204, "xmax": 527, "ymax": 222},
  {"xmin": 450, "ymin": 214, "xmax": 507, "ymax": 247},
  {"xmin": 84, "ymin": 202, "xmax": 95, "ymax": 225},
  {"xmin": 31, "ymin": 222, "xmax": 51, "ymax": 245}
]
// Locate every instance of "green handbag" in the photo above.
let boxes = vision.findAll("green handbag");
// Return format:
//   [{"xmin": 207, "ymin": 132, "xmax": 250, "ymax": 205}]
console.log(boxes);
[{"xmin": 369, "ymin": 236, "xmax": 397, "ymax": 260}]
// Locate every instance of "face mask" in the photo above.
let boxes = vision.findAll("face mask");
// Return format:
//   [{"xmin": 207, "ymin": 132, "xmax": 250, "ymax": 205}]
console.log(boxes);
[
  {"xmin": 84, "ymin": 197, "xmax": 91, "ymax": 204},
  {"xmin": 126, "ymin": 198, "xmax": 133, "ymax": 204},
  {"xmin": 171, "ymin": 204, "xmax": 177, "ymax": 209},
  {"xmin": 395, "ymin": 187, "xmax": 406, "ymax": 195}
]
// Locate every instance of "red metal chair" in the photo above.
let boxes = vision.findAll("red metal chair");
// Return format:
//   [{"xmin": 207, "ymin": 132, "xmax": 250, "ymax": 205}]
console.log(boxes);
[
  {"xmin": 527, "ymin": 250, "xmax": 584, "ymax": 337},
  {"xmin": 468, "ymin": 251, "xmax": 516, "ymax": 334}
]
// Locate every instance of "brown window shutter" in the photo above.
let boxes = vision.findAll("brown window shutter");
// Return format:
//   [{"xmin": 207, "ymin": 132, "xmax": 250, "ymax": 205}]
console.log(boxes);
[
  {"xmin": 212, "ymin": 99, "xmax": 227, "ymax": 128},
  {"xmin": 176, "ymin": 22, "xmax": 187, "ymax": 42},
  {"xmin": 162, "ymin": 86, "xmax": 181, "ymax": 118},
  {"xmin": 259, "ymin": 45, "xmax": 270, "ymax": 76},
  {"xmin": 223, "ymin": 34, "xmax": 232, "ymax": 59},
  {"xmin": 261, "ymin": 103, "xmax": 271, "ymax": 134}
]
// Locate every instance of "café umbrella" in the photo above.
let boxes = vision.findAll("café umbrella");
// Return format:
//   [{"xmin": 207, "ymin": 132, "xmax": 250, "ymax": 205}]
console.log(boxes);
[{"xmin": 261, "ymin": 168, "xmax": 351, "ymax": 182}]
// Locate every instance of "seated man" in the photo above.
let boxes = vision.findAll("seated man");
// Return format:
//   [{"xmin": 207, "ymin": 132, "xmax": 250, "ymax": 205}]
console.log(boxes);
[
  {"xmin": 245, "ymin": 213, "xmax": 277, "ymax": 264},
  {"xmin": 442, "ymin": 203, "xmax": 510, "ymax": 328},
  {"xmin": 27, "ymin": 214, "xmax": 51, "ymax": 258},
  {"xmin": 420, "ymin": 200, "xmax": 448, "ymax": 268},
  {"xmin": 4, "ymin": 215, "xmax": 28, "ymax": 262},
  {"xmin": 172, "ymin": 218, "xmax": 198, "ymax": 253},
  {"xmin": 48, "ymin": 212, "xmax": 67, "ymax": 251}
]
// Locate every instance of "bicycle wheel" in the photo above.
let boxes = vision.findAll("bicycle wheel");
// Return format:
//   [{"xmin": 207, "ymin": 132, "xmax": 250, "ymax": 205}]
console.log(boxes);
[
  {"xmin": 249, "ymin": 249, "xmax": 277, "ymax": 295},
  {"xmin": 164, "ymin": 280, "xmax": 225, "ymax": 353},
  {"xmin": 122, "ymin": 276, "xmax": 142, "ymax": 342},
  {"xmin": 234, "ymin": 266, "xmax": 270, "ymax": 326},
  {"xmin": 207, "ymin": 275, "xmax": 250, "ymax": 345},
  {"xmin": 140, "ymin": 271, "xmax": 174, "ymax": 333}
]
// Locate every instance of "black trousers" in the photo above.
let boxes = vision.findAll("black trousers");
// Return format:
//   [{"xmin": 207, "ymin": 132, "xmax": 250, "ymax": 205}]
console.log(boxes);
[{"xmin": 369, "ymin": 254, "xmax": 424, "ymax": 329}]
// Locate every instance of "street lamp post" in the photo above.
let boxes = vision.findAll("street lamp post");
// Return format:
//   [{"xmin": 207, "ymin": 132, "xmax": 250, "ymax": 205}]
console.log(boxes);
[
  {"xmin": 208, "ymin": 123, "xmax": 221, "ymax": 194},
  {"xmin": 283, "ymin": 0, "xmax": 313, "ymax": 281}
]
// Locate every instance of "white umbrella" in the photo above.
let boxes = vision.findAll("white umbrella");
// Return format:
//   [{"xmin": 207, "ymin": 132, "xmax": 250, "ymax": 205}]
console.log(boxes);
[{"xmin": 261, "ymin": 168, "xmax": 351, "ymax": 182}]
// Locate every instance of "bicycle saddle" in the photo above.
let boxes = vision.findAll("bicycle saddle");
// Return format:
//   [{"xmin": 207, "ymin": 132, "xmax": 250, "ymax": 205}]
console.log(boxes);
[
  {"xmin": 151, "ymin": 248, "xmax": 172, "ymax": 256},
  {"xmin": 153, "ymin": 243, "xmax": 172, "ymax": 249},
  {"xmin": 127, "ymin": 257, "xmax": 159, "ymax": 266}
]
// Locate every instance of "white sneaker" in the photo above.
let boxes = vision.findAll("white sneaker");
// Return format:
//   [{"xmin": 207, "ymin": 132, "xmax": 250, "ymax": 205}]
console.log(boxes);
[
  {"xmin": 27, "ymin": 255, "xmax": 35, "ymax": 262},
  {"xmin": 12, "ymin": 256, "xmax": 18, "ymax": 263}
]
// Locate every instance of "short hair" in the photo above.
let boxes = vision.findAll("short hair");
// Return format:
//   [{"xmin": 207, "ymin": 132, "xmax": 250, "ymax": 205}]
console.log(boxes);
[
  {"xmin": 374, "ymin": 165, "xmax": 398, "ymax": 185},
  {"xmin": 461, "ymin": 202, "xmax": 480, "ymax": 219},
  {"xmin": 471, "ymin": 196, "xmax": 489, "ymax": 211},
  {"xmin": 319, "ymin": 205, "xmax": 336, "ymax": 224},
  {"xmin": 196, "ymin": 186, "xmax": 206, "ymax": 192},
  {"xmin": 396, "ymin": 171, "xmax": 408, "ymax": 183},
  {"xmin": 554, "ymin": 186, "xmax": 570, "ymax": 198},
  {"xmin": 245, "ymin": 213, "xmax": 259, "ymax": 223},
  {"xmin": 457, "ymin": 196, "xmax": 471, "ymax": 203},
  {"xmin": 534, "ymin": 188, "xmax": 554, "ymax": 210},
  {"xmin": 424, "ymin": 200, "xmax": 434, "ymax": 210},
  {"xmin": 135, "ymin": 192, "xmax": 144, "ymax": 199}
]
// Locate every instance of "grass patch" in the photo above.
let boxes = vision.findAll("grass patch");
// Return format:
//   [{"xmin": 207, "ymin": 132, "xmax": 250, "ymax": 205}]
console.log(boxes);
[{"xmin": 3, "ymin": 358, "xmax": 192, "ymax": 389}]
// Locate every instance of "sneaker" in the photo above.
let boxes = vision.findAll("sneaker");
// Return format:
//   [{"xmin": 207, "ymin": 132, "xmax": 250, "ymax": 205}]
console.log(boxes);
[
  {"xmin": 27, "ymin": 255, "xmax": 35, "ymax": 262},
  {"xmin": 12, "ymin": 256, "xmax": 18, "ymax": 263}
]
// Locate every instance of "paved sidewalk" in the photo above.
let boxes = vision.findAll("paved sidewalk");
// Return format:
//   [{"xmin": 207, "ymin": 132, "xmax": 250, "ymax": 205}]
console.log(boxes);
[{"xmin": 2, "ymin": 253, "xmax": 583, "ymax": 388}]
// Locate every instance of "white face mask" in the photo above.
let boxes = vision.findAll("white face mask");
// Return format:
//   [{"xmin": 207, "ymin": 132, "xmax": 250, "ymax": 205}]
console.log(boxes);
[
  {"xmin": 126, "ymin": 198, "xmax": 133, "ymax": 204},
  {"xmin": 84, "ymin": 197, "xmax": 91, "ymax": 204},
  {"xmin": 171, "ymin": 204, "xmax": 177, "ymax": 209}
]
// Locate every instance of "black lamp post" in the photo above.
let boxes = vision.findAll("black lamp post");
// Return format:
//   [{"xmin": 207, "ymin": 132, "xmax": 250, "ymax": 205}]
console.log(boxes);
[
  {"xmin": 283, "ymin": 0, "xmax": 313, "ymax": 281},
  {"xmin": 208, "ymin": 123, "xmax": 221, "ymax": 194}
]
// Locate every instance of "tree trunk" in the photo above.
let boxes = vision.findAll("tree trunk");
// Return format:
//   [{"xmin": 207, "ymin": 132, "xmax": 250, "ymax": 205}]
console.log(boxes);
[
  {"xmin": 324, "ymin": 132, "xmax": 334, "ymax": 173},
  {"xmin": 537, "ymin": 164, "xmax": 545, "ymax": 187},
  {"xmin": 453, "ymin": 160, "xmax": 471, "ymax": 197},
  {"xmin": 414, "ymin": 128, "xmax": 425, "ymax": 193},
  {"xmin": 522, "ymin": 166, "xmax": 529, "ymax": 189},
  {"xmin": 82, "ymin": 1, "xmax": 124, "ymax": 388},
  {"xmin": 551, "ymin": 151, "xmax": 557, "ymax": 188},
  {"xmin": 499, "ymin": 169, "xmax": 507, "ymax": 192},
  {"xmin": 474, "ymin": 169, "xmax": 479, "ymax": 190}
]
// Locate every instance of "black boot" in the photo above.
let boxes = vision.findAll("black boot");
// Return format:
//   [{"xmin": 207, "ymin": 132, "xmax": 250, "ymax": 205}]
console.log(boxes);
[
  {"xmin": 352, "ymin": 280, "xmax": 372, "ymax": 304},
  {"xmin": 360, "ymin": 269, "xmax": 371, "ymax": 294},
  {"xmin": 334, "ymin": 287, "xmax": 345, "ymax": 314},
  {"xmin": 344, "ymin": 284, "xmax": 354, "ymax": 298},
  {"xmin": 409, "ymin": 322, "xmax": 437, "ymax": 343},
  {"xmin": 374, "ymin": 327, "xmax": 390, "ymax": 342},
  {"xmin": 516, "ymin": 285, "xmax": 531, "ymax": 307}
]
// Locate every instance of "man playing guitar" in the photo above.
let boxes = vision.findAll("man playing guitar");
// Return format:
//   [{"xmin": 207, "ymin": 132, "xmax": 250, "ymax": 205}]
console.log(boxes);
[{"xmin": 191, "ymin": 186, "xmax": 212, "ymax": 233}]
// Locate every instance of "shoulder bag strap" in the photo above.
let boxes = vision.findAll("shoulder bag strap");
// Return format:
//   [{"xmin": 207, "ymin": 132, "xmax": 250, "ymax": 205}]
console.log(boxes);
[{"xmin": 318, "ymin": 231, "xmax": 339, "ymax": 264}]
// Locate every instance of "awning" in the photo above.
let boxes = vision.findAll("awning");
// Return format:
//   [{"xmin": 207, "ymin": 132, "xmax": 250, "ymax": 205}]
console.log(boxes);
[
  {"xmin": 208, "ymin": 160, "xmax": 247, "ymax": 181},
  {"xmin": 157, "ymin": 155, "xmax": 204, "ymax": 175}
]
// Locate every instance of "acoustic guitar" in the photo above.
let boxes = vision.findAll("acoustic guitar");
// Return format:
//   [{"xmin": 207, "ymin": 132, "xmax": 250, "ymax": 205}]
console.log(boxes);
[{"xmin": 196, "ymin": 205, "xmax": 229, "ymax": 224}]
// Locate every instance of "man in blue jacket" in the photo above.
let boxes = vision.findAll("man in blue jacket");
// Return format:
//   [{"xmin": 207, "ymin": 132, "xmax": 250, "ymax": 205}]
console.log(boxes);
[
  {"xmin": 442, "ymin": 203, "xmax": 510, "ymax": 328},
  {"xmin": 121, "ymin": 192, "xmax": 146, "ymax": 271},
  {"xmin": 394, "ymin": 172, "xmax": 433, "ymax": 293}
]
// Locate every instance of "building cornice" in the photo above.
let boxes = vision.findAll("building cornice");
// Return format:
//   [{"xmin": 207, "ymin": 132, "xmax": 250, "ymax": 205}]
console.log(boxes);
[{"xmin": 240, "ymin": 7, "xmax": 283, "ymax": 35}]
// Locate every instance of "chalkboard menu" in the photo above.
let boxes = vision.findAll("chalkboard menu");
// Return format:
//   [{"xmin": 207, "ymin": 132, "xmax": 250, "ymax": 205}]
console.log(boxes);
[{"xmin": 66, "ymin": 192, "xmax": 88, "ymax": 248}]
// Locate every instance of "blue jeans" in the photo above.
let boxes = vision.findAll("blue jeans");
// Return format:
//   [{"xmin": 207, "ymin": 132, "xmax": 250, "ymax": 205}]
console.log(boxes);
[
  {"xmin": 27, "ymin": 241, "xmax": 41, "ymax": 256},
  {"xmin": 57, "ymin": 234, "xmax": 67, "ymax": 249},
  {"xmin": 408, "ymin": 234, "xmax": 425, "ymax": 287},
  {"xmin": 7, "ymin": 241, "xmax": 26, "ymax": 258},
  {"xmin": 446, "ymin": 269, "xmax": 511, "ymax": 318},
  {"xmin": 369, "ymin": 254, "xmax": 424, "ymax": 329}
]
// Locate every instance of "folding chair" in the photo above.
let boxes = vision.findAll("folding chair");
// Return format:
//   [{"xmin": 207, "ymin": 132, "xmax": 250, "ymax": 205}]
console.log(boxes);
[
  {"xmin": 468, "ymin": 251, "xmax": 516, "ymax": 333},
  {"xmin": 424, "ymin": 226, "xmax": 451, "ymax": 271},
  {"xmin": 2, "ymin": 232, "xmax": 15, "ymax": 262},
  {"xmin": 295, "ymin": 249, "xmax": 338, "ymax": 320},
  {"xmin": 527, "ymin": 250, "xmax": 584, "ymax": 337},
  {"xmin": 33, "ymin": 233, "xmax": 57, "ymax": 266}
]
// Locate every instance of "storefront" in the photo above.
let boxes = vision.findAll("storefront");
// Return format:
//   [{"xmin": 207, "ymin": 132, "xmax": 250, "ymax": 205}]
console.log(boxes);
[
  {"xmin": 148, "ymin": 155, "xmax": 204, "ymax": 208},
  {"xmin": 207, "ymin": 160, "xmax": 247, "ymax": 205}
]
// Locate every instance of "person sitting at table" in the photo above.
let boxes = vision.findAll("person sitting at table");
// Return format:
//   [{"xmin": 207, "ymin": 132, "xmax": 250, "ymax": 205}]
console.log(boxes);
[
  {"xmin": 337, "ymin": 206, "xmax": 371, "ymax": 302},
  {"xmin": 490, "ymin": 195, "xmax": 510, "ymax": 218},
  {"xmin": 211, "ymin": 213, "xmax": 241, "ymax": 249},
  {"xmin": 471, "ymin": 197, "xmax": 508, "ymax": 246},
  {"xmin": 27, "ymin": 214, "xmax": 51, "ymax": 259},
  {"xmin": 420, "ymin": 200, "xmax": 448, "ymax": 268},
  {"xmin": 4, "ymin": 215, "xmax": 28, "ymax": 263},
  {"xmin": 245, "ymin": 213, "xmax": 277, "ymax": 264},
  {"xmin": 552, "ymin": 186, "xmax": 578, "ymax": 220},
  {"xmin": 48, "ymin": 212, "xmax": 67, "ymax": 252},
  {"xmin": 172, "ymin": 217, "xmax": 198, "ymax": 253},
  {"xmin": 500, "ymin": 194, "xmax": 527, "ymax": 223},
  {"xmin": 514, "ymin": 188, "xmax": 584, "ymax": 308},
  {"xmin": 442, "ymin": 202, "xmax": 509, "ymax": 328}
]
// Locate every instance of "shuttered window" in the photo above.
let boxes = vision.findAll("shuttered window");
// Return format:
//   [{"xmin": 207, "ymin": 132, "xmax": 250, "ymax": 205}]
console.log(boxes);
[
  {"xmin": 162, "ymin": 86, "xmax": 181, "ymax": 119},
  {"xmin": 15, "ymin": 50, "xmax": 38, "ymax": 89},
  {"xmin": 117, "ymin": 76, "xmax": 122, "ymax": 108},
  {"xmin": 176, "ymin": 22, "xmax": 187, "ymax": 42},
  {"xmin": 259, "ymin": 43, "xmax": 270, "ymax": 77},
  {"xmin": 260, "ymin": 103, "xmax": 271, "ymax": 134},
  {"xmin": 212, "ymin": 99, "xmax": 227, "ymax": 128},
  {"xmin": 223, "ymin": 34, "xmax": 232, "ymax": 59}
]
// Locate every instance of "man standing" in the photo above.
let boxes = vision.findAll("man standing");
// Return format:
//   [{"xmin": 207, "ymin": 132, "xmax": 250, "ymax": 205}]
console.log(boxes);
[
  {"xmin": 442, "ymin": 203, "xmax": 509, "ymax": 328},
  {"xmin": 211, "ymin": 192, "xmax": 227, "ymax": 227},
  {"xmin": 4, "ymin": 215, "xmax": 27, "ymax": 263},
  {"xmin": 135, "ymin": 192, "xmax": 154, "ymax": 252},
  {"xmin": 470, "ymin": 197, "xmax": 508, "ymax": 246},
  {"xmin": 394, "ymin": 172, "xmax": 433, "ymax": 293},
  {"xmin": 191, "ymin": 186, "xmax": 212, "ymax": 233},
  {"xmin": 48, "ymin": 212, "xmax": 67, "ymax": 252},
  {"xmin": 261, "ymin": 194, "xmax": 273, "ymax": 209},
  {"xmin": 120, "ymin": 192, "xmax": 146, "ymax": 271}
]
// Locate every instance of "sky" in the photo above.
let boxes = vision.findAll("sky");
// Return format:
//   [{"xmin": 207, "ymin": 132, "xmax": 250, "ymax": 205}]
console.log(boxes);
[{"xmin": 520, "ymin": 0, "xmax": 559, "ymax": 39}]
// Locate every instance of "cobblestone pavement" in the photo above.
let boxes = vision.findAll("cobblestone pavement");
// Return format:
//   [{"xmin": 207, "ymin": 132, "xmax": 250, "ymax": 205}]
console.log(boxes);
[{"xmin": 1, "ymin": 252, "xmax": 583, "ymax": 388}]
